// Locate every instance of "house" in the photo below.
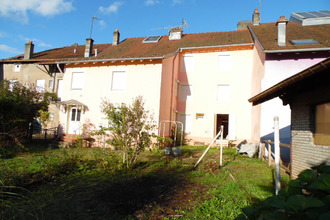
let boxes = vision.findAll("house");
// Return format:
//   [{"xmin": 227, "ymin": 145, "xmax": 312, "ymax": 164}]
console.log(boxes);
[
  {"xmin": 56, "ymin": 28, "xmax": 255, "ymax": 144},
  {"xmin": 247, "ymin": 9, "xmax": 330, "ymax": 147},
  {"xmin": 0, "ymin": 40, "xmax": 110, "ymax": 130},
  {"xmin": 249, "ymin": 57, "xmax": 330, "ymax": 179}
]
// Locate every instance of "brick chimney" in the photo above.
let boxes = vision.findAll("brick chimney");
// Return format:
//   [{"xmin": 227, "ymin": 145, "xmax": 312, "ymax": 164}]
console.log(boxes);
[
  {"xmin": 84, "ymin": 38, "xmax": 94, "ymax": 58},
  {"xmin": 252, "ymin": 8, "xmax": 260, "ymax": 26},
  {"xmin": 113, "ymin": 29, "xmax": 120, "ymax": 46},
  {"xmin": 24, "ymin": 41, "xmax": 34, "ymax": 59},
  {"xmin": 237, "ymin": 20, "xmax": 251, "ymax": 30},
  {"xmin": 276, "ymin": 16, "xmax": 289, "ymax": 46},
  {"xmin": 169, "ymin": 27, "xmax": 183, "ymax": 40}
]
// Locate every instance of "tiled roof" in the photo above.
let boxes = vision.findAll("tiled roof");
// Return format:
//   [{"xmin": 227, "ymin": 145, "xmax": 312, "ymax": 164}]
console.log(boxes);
[
  {"xmin": 1, "ymin": 44, "xmax": 111, "ymax": 63},
  {"xmin": 249, "ymin": 22, "xmax": 330, "ymax": 51},
  {"xmin": 97, "ymin": 30, "xmax": 253, "ymax": 59},
  {"xmin": 1, "ymin": 30, "xmax": 253, "ymax": 63}
]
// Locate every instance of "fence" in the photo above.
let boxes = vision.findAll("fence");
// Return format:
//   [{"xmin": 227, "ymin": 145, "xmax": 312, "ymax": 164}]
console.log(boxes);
[
  {"xmin": 30, "ymin": 127, "xmax": 58, "ymax": 141},
  {"xmin": 259, "ymin": 139, "xmax": 291, "ymax": 174}
]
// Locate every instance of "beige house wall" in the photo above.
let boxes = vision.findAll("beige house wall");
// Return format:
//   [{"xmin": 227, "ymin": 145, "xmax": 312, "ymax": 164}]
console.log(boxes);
[
  {"xmin": 60, "ymin": 63, "xmax": 163, "ymax": 134},
  {"xmin": 3, "ymin": 63, "xmax": 63, "ymax": 129},
  {"xmin": 176, "ymin": 49, "xmax": 254, "ymax": 144}
]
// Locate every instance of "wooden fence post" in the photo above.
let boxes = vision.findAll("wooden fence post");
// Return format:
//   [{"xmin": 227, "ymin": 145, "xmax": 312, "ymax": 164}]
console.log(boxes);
[{"xmin": 268, "ymin": 142, "xmax": 271, "ymax": 167}]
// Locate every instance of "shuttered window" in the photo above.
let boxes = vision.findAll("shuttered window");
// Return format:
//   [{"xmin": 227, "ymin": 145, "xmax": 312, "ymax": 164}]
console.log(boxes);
[{"xmin": 111, "ymin": 71, "xmax": 126, "ymax": 91}]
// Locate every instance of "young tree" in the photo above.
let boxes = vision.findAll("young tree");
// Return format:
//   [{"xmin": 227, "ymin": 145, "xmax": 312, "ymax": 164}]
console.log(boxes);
[
  {"xmin": 100, "ymin": 96, "xmax": 155, "ymax": 168},
  {"xmin": 0, "ymin": 80, "xmax": 53, "ymax": 141}
]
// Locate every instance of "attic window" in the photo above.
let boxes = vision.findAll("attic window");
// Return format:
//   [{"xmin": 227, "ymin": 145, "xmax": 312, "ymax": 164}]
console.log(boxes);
[
  {"xmin": 143, "ymin": 36, "xmax": 162, "ymax": 43},
  {"xmin": 290, "ymin": 39, "xmax": 319, "ymax": 45}
]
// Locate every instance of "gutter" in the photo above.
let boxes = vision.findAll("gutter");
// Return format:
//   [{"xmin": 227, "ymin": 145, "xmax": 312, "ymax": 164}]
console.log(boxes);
[
  {"xmin": 56, "ymin": 56, "xmax": 164, "ymax": 64},
  {"xmin": 178, "ymin": 43, "xmax": 254, "ymax": 51},
  {"xmin": 263, "ymin": 47, "xmax": 330, "ymax": 53}
]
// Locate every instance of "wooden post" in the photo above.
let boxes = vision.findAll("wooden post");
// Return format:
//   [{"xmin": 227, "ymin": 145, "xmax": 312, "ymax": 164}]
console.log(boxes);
[
  {"xmin": 274, "ymin": 116, "xmax": 281, "ymax": 195},
  {"xmin": 220, "ymin": 125, "xmax": 224, "ymax": 167}
]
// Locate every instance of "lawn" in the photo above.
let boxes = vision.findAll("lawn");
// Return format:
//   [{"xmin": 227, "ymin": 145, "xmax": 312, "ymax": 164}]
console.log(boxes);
[{"xmin": 0, "ymin": 144, "xmax": 290, "ymax": 219}]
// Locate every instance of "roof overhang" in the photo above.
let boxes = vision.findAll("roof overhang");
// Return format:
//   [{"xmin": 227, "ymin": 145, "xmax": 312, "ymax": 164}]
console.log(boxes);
[
  {"xmin": 248, "ymin": 57, "xmax": 330, "ymax": 106},
  {"xmin": 56, "ymin": 99, "xmax": 88, "ymax": 112}
]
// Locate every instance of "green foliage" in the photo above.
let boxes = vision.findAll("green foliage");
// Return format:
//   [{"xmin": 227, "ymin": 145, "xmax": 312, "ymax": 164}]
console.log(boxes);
[
  {"xmin": 98, "ymin": 96, "xmax": 156, "ymax": 168},
  {"xmin": 242, "ymin": 163, "xmax": 330, "ymax": 220},
  {"xmin": 0, "ymin": 80, "xmax": 54, "ymax": 140}
]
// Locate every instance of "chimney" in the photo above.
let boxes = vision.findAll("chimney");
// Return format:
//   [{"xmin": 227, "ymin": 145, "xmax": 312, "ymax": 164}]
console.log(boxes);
[
  {"xmin": 113, "ymin": 29, "xmax": 120, "ymax": 46},
  {"xmin": 169, "ymin": 27, "xmax": 183, "ymax": 40},
  {"xmin": 276, "ymin": 16, "xmax": 289, "ymax": 46},
  {"xmin": 24, "ymin": 41, "xmax": 34, "ymax": 59},
  {"xmin": 84, "ymin": 38, "xmax": 94, "ymax": 58},
  {"xmin": 237, "ymin": 20, "xmax": 251, "ymax": 30},
  {"xmin": 252, "ymin": 8, "xmax": 260, "ymax": 26}
]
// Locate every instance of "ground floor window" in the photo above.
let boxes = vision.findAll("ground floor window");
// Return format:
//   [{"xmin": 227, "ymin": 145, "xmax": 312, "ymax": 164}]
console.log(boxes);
[
  {"xmin": 314, "ymin": 102, "xmax": 330, "ymax": 146},
  {"xmin": 179, "ymin": 114, "xmax": 192, "ymax": 133}
]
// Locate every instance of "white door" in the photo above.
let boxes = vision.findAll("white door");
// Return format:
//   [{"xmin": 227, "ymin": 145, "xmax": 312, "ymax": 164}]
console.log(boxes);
[
  {"xmin": 68, "ymin": 107, "xmax": 81, "ymax": 134},
  {"xmin": 228, "ymin": 114, "xmax": 236, "ymax": 140}
]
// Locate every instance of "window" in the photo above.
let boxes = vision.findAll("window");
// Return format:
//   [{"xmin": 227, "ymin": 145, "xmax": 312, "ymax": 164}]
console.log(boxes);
[
  {"xmin": 111, "ymin": 71, "xmax": 126, "ymax": 91},
  {"xmin": 182, "ymin": 55, "xmax": 194, "ymax": 72},
  {"xmin": 57, "ymin": 79, "xmax": 63, "ymax": 100},
  {"xmin": 9, "ymin": 80, "xmax": 17, "ymax": 91},
  {"xmin": 217, "ymin": 84, "xmax": 231, "ymax": 102},
  {"xmin": 180, "ymin": 84, "xmax": 193, "ymax": 101},
  {"xmin": 218, "ymin": 54, "xmax": 232, "ymax": 72},
  {"xmin": 36, "ymin": 79, "xmax": 45, "ymax": 92},
  {"xmin": 71, "ymin": 72, "xmax": 84, "ymax": 90},
  {"xmin": 314, "ymin": 102, "xmax": 330, "ymax": 146},
  {"xmin": 180, "ymin": 114, "xmax": 192, "ymax": 133},
  {"xmin": 14, "ymin": 64, "xmax": 21, "ymax": 72},
  {"xmin": 48, "ymin": 80, "xmax": 53, "ymax": 89}
]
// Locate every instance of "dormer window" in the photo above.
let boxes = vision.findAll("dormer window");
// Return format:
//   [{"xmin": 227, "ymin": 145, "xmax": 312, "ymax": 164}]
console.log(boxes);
[{"xmin": 143, "ymin": 36, "xmax": 162, "ymax": 43}]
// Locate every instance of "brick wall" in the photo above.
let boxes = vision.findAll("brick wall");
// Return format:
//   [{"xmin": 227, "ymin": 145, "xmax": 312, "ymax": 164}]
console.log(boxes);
[{"xmin": 290, "ymin": 87, "xmax": 330, "ymax": 179}]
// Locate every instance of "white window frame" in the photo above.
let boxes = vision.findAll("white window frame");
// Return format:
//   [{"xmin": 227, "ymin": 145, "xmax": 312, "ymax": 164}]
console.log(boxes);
[
  {"xmin": 218, "ymin": 53, "xmax": 232, "ymax": 72},
  {"xmin": 181, "ymin": 54, "xmax": 195, "ymax": 72},
  {"xmin": 71, "ymin": 72, "xmax": 84, "ymax": 90},
  {"xmin": 217, "ymin": 84, "xmax": 231, "ymax": 102},
  {"xmin": 36, "ymin": 79, "xmax": 45, "ymax": 92},
  {"xmin": 180, "ymin": 113, "xmax": 192, "ymax": 133},
  {"xmin": 111, "ymin": 71, "xmax": 127, "ymax": 91},
  {"xmin": 180, "ymin": 84, "xmax": 193, "ymax": 101},
  {"xmin": 14, "ymin": 64, "xmax": 21, "ymax": 72}
]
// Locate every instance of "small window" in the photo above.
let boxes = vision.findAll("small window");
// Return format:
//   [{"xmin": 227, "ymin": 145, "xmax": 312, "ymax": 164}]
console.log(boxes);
[
  {"xmin": 217, "ymin": 84, "xmax": 231, "ymax": 102},
  {"xmin": 71, "ymin": 72, "xmax": 84, "ymax": 90},
  {"xmin": 196, "ymin": 113, "xmax": 204, "ymax": 119},
  {"xmin": 14, "ymin": 64, "xmax": 21, "ymax": 72},
  {"xmin": 218, "ymin": 54, "xmax": 232, "ymax": 72},
  {"xmin": 314, "ymin": 102, "xmax": 330, "ymax": 146},
  {"xmin": 180, "ymin": 84, "xmax": 193, "ymax": 101},
  {"xmin": 111, "ymin": 71, "xmax": 126, "ymax": 91},
  {"xmin": 182, "ymin": 55, "xmax": 194, "ymax": 72},
  {"xmin": 36, "ymin": 79, "xmax": 45, "ymax": 92},
  {"xmin": 48, "ymin": 80, "xmax": 53, "ymax": 89},
  {"xmin": 143, "ymin": 36, "xmax": 162, "ymax": 43},
  {"xmin": 180, "ymin": 114, "xmax": 192, "ymax": 133},
  {"xmin": 49, "ymin": 113, "xmax": 54, "ymax": 121}
]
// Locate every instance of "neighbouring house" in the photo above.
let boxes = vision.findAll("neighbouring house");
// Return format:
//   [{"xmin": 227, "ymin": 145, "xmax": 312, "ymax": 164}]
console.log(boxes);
[
  {"xmin": 249, "ymin": 57, "xmax": 330, "ymax": 179},
  {"xmin": 0, "ymin": 40, "xmax": 110, "ymax": 131},
  {"xmin": 244, "ymin": 9, "xmax": 330, "ymax": 161},
  {"xmin": 56, "ymin": 28, "xmax": 255, "ymax": 144}
]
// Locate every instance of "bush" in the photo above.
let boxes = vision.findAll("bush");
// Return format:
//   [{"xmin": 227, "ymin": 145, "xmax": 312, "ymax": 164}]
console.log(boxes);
[{"xmin": 241, "ymin": 162, "xmax": 330, "ymax": 219}]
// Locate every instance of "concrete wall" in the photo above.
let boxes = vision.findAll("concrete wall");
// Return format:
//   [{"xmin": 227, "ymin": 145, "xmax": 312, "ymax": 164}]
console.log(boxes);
[
  {"xmin": 290, "ymin": 84, "xmax": 330, "ymax": 179},
  {"xmin": 60, "ymin": 62, "xmax": 163, "ymax": 134},
  {"xmin": 260, "ymin": 55, "xmax": 328, "ymax": 145},
  {"xmin": 176, "ymin": 48, "xmax": 254, "ymax": 144}
]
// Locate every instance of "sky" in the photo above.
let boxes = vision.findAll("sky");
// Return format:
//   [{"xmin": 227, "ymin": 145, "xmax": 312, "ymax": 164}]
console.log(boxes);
[{"xmin": 0, "ymin": 0, "xmax": 329, "ymax": 59}]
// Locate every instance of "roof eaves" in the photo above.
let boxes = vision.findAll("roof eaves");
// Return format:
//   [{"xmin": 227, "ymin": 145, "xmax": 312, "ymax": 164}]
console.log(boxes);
[
  {"xmin": 248, "ymin": 57, "xmax": 330, "ymax": 105},
  {"xmin": 179, "ymin": 43, "xmax": 255, "ymax": 51},
  {"xmin": 263, "ymin": 47, "xmax": 330, "ymax": 53},
  {"xmin": 56, "ymin": 56, "xmax": 165, "ymax": 64}
]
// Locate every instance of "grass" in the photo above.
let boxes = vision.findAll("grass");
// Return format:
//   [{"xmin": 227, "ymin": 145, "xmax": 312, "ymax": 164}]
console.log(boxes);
[{"xmin": 0, "ymin": 144, "xmax": 290, "ymax": 219}]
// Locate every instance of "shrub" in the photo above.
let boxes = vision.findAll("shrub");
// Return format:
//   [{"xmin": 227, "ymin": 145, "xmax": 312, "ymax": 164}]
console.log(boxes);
[{"xmin": 241, "ymin": 162, "xmax": 330, "ymax": 219}]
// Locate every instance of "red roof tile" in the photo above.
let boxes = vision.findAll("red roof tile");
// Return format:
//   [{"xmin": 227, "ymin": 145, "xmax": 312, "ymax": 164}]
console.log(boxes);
[{"xmin": 249, "ymin": 22, "xmax": 330, "ymax": 51}]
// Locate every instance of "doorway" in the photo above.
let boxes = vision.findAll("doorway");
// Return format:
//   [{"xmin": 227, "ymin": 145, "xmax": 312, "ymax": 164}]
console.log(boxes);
[
  {"xmin": 68, "ymin": 107, "xmax": 81, "ymax": 134},
  {"xmin": 215, "ymin": 114, "xmax": 229, "ymax": 139}
]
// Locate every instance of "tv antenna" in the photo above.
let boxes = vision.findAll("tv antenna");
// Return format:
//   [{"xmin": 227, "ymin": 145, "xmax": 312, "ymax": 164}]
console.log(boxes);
[
  {"xmin": 90, "ymin": 16, "xmax": 102, "ymax": 38},
  {"xmin": 152, "ymin": 18, "xmax": 189, "ymax": 31}
]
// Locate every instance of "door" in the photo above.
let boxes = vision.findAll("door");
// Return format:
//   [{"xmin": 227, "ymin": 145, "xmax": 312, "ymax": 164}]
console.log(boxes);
[
  {"xmin": 36, "ymin": 79, "xmax": 45, "ymax": 92},
  {"xmin": 68, "ymin": 107, "xmax": 81, "ymax": 134},
  {"xmin": 216, "ymin": 114, "xmax": 229, "ymax": 139}
]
